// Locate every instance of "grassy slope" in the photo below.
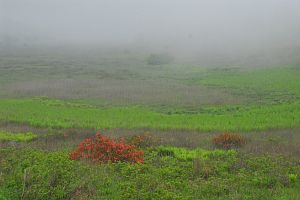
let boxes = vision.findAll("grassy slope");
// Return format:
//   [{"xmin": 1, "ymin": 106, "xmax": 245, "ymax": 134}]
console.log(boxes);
[
  {"xmin": 1, "ymin": 61, "xmax": 300, "ymax": 199},
  {"xmin": 198, "ymin": 67, "xmax": 300, "ymax": 102},
  {"xmin": 0, "ymin": 98, "xmax": 299, "ymax": 131}
]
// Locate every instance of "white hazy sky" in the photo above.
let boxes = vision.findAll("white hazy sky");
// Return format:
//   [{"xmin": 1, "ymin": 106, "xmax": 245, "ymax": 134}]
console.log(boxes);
[{"xmin": 1, "ymin": 0, "xmax": 300, "ymax": 52}]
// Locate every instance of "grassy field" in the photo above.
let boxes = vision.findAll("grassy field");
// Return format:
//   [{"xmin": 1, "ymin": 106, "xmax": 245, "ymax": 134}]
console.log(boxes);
[
  {"xmin": 0, "ymin": 49, "xmax": 300, "ymax": 199},
  {"xmin": 0, "ymin": 98, "xmax": 299, "ymax": 131},
  {"xmin": 197, "ymin": 66, "xmax": 300, "ymax": 103},
  {"xmin": 0, "ymin": 48, "xmax": 252, "ymax": 106}
]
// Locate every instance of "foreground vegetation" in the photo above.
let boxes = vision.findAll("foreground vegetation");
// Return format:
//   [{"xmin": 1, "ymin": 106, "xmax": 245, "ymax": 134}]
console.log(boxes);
[{"xmin": 1, "ymin": 146, "xmax": 299, "ymax": 200}]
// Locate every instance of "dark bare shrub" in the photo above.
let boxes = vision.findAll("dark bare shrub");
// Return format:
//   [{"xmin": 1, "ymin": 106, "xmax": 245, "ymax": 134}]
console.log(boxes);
[
  {"xmin": 127, "ymin": 131, "xmax": 161, "ymax": 148},
  {"xmin": 212, "ymin": 133, "xmax": 246, "ymax": 149}
]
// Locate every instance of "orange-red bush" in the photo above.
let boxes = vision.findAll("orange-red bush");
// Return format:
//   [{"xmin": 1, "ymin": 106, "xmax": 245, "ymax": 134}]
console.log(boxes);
[
  {"xmin": 69, "ymin": 132, "xmax": 144, "ymax": 164},
  {"xmin": 212, "ymin": 133, "xmax": 246, "ymax": 149}
]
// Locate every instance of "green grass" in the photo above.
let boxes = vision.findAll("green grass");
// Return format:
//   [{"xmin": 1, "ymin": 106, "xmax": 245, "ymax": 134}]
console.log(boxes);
[
  {"xmin": 197, "ymin": 67, "xmax": 300, "ymax": 102},
  {"xmin": 1, "ymin": 48, "xmax": 300, "ymax": 200},
  {"xmin": 0, "ymin": 98, "xmax": 299, "ymax": 131},
  {"xmin": 156, "ymin": 146, "xmax": 237, "ymax": 161},
  {"xmin": 1, "ymin": 147, "xmax": 299, "ymax": 199},
  {"xmin": 0, "ymin": 131, "xmax": 37, "ymax": 142}
]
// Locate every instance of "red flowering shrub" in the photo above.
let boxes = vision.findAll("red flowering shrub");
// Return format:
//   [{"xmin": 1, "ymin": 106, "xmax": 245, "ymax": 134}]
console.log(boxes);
[
  {"xmin": 212, "ymin": 133, "xmax": 246, "ymax": 149},
  {"xmin": 69, "ymin": 132, "xmax": 144, "ymax": 164}
]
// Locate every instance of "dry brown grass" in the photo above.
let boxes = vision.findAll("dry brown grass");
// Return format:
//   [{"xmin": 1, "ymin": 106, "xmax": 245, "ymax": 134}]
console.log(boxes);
[
  {"xmin": 241, "ymin": 128, "xmax": 300, "ymax": 158},
  {"xmin": 3, "ymin": 79, "xmax": 247, "ymax": 107},
  {"xmin": 0, "ymin": 48, "xmax": 251, "ymax": 107}
]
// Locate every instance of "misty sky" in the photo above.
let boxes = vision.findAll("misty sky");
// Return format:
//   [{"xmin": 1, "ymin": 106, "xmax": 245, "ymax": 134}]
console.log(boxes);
[{"xmin": 1, "ymin": 0, "xmax": 300, "ymax": 53}]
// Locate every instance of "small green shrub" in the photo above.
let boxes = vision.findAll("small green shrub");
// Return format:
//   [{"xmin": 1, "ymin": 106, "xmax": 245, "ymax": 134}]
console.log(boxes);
[
  {"xmin": 157, "ymin": 148, "xmax": 175, "ymax": 157},
  {"xmin": 288, "ymin": 174, "xmax": 298, "ymax": 184},
  {"xmin": 156, "ymin": 146, "xmax": 237, "ymax": 161}
]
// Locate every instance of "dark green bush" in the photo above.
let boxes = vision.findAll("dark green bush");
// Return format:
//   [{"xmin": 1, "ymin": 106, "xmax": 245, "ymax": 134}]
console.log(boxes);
[{"xmin": 147, "ymin": 54, "xmax": 173, "ymax": 65}]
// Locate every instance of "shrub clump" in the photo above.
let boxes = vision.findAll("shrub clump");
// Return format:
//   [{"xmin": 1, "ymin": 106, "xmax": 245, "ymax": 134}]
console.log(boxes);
[
  {"xmin": 147, "ymin": 54, "xmax": 173, "ymax": 65},
  {"xmin": 69, "ymin": 132, "xmax": 144, "ymax": 164},
  {"xmin": 127, "ymin": 132, "xmax": 161, "ymax": 148},
  {"xmin": 212, "ymin": 133, "xmax": 246, "ymax": 149}
]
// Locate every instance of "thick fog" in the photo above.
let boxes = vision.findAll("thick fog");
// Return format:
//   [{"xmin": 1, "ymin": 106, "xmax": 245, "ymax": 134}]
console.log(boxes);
[{"xmin": 1, "ymin": 0, "xmax": 300, "ymax": 64}]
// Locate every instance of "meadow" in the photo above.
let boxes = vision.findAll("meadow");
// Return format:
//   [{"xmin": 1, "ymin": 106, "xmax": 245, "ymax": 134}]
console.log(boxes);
[
  {"xmin": 197, "ymin": 66, "xmax": 300, "ymax": 103},
  {"xmin": 1, "ymin": 147, "xmax": 299, "ymax": 200},
  {"xmin": 0, "ymin": 48, "xmax": 300, "ymax": 199},
  {"xmin": 0, "ymin": 98, "xmax": 299, "ymax": 131}
]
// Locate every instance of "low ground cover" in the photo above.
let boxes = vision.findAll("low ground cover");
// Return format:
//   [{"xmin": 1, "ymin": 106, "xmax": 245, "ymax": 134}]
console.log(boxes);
[
  {"xmin": 0, "ymin": 131, "xmax": 37, "ymax": 142},
  {"xmin": 197, "ymin": 66, "xmax": 300, "ymax": 103},
  {"xmin": 0, "ymin": 147, "xmax": 299, "ymax": 200},
  {"xmin": 0, "ymin": 98, "xmax": 299, "ymax": 131}
]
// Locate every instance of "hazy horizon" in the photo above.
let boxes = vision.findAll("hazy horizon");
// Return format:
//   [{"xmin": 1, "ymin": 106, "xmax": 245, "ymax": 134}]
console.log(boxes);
[{"xmin": 1, "ymin": 0, "xmax": 300, "ymax": 65}]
